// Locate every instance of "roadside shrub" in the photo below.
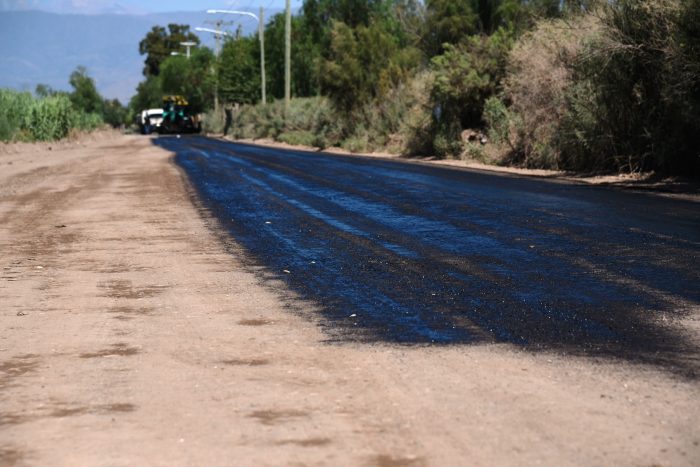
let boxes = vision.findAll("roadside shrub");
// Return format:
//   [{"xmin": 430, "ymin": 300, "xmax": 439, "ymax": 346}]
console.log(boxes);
[
  {"xmin": 308, "ymin": 98, "xmax": 344, "ymax": 149},
  {"xmin": 340, "ymin": 71, "xmax": 434, "ymax": 155},
  {"xmin": 399, "ymin": 72, "xmax": 435, "ymax": 157},
  {"xmin": 482, "ymin": 96, "xmax": 512, "ymax": 147},
  {"xmin": 74, "ymin": 112, "xmax": 104, "ymax": 132},
  {"xmin": 502, "ymin": 14, "xmax": 601, "ymax": 168},
  {"xmin": 429, "ymin": 27, "xmax": 514, "ymax": 159},
  {"xmin": 226, "ymin": 73, "xmax": 434, "ymax": 156},
  {"xmin": 340, "ymin": 132, "xmax": 370, "ymax": 153},
  {"xmin": 560, "ymin": 0, "xmax": 700, "ymax": 174},
  {"xmin": 2, "ymin": 85, "xmax": 108, "ymax": 143},
  {"xmin": 431, "ymin": 28, "xmax": 514, "ymax": 130},
  {"xmin": 230, "ymin": 101, "xmax": 285, "ymax": 140},
  {"xmin": 464, "ymin": 142, "xmax": 486, "ymax": 162},
  {"xmin": 0, "ymin": 89, "xmax": 33, "ymax": 141},
  {"xmin": 496, "ymin": 0, "xmax": 699, "ymax": 174},
  {"xmin": 201, "ymin": 106, "xmax": 226, "ymax": 134},
  {"xmin": 24, "ymin": 95, "xmax": 76, "ymax": 141},
  {"xmin": 278, "ymin": 130, "xmax": 316, "ymax": 147},
  {"xmin": 229, "ymin": 97, "xmax": 343, "ymax": 148}
]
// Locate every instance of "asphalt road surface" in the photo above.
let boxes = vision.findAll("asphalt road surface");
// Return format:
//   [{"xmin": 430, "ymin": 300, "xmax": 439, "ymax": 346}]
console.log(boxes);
[{"xmin": 156, "ymin": 136, "xmax": 700, "ymax": 376}]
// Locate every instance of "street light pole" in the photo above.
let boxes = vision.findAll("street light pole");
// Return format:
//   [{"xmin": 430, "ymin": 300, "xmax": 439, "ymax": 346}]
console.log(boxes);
[
  {"xmin": 259, "ymin": 6, "xmax": 266, "ymax": 105},
  {"xmin": 207, "ymin": 9, "xmax": 267, "ymax": 105}
]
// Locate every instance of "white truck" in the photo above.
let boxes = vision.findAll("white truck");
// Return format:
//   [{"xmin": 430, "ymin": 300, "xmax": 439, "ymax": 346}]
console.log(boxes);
[{"xmin": 138, "ymin": 108, "xmax": 164, "ymax": 135}]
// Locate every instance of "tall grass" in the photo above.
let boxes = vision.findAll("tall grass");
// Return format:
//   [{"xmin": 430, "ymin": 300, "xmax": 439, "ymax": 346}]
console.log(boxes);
[
  {"xmin": 0, "ymin": 89, "xmax": 33, "ymax": 141},
  {"xmin": 24, "ymin": 95, "xmax": 75, "ymax": 141},
  {"xmin": 0, "ymin": 88, "xmax": 104, "ymax": 142}
]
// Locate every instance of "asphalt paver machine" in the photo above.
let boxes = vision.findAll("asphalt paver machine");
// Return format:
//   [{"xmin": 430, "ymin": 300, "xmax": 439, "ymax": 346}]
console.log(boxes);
[{"xmin": 159, "ymin": 95, "xmax": 201, "ymax": 134}]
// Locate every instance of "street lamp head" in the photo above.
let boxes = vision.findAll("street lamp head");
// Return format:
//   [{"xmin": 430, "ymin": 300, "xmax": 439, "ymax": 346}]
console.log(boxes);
[
  {"xmin": 195, "ymin": 27, "xmax": 229, "ymax": 36},
  {"xmin": 206, "ymin": 9, "xmax": 259, "ymax": 21}
]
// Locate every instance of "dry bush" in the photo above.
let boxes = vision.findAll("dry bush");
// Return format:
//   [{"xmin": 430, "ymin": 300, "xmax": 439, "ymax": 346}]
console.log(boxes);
[
  {"xmin": 560, "ymin": 0, "xmax": 700, "ymax": 174},
  {"xmin": 503, "ymin": 14, "xmax": 601, "ymax": 168},
  {"xmin": 387, "ymin": 71, "xmax": 434, "ymax": 156},
  {"xmin": 341, "ymin": 70, "xmax": 434, "ymax": 155}
]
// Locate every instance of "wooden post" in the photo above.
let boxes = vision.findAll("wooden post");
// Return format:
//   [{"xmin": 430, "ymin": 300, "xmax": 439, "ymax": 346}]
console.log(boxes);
[{"xmin": 284, "ymin": 0, "xmax": 291, "ymax": 116}]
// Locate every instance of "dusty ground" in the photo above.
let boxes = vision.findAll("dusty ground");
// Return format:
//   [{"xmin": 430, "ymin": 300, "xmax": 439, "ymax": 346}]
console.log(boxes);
[{"xmin": 0, "ymin": 134, "xmax": 698, "ymax": 466}]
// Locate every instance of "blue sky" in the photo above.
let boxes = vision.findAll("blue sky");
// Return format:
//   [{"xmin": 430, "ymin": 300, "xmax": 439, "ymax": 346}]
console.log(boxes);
[
  {"xmin": 123, "ymin": 0, "xmax": 304, "ymax": 13},
  {"xmin": 0, "ymin": 0, "xmax": 304, "ymax": 14}
]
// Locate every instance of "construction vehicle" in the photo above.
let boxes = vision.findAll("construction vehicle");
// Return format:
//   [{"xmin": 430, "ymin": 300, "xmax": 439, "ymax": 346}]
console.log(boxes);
[{"xmin": 158, "ymin": 95, "xmax": 201, "ymax": 134}]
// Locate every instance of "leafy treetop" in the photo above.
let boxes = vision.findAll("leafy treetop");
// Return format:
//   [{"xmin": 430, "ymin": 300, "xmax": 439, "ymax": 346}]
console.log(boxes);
[{"xmin": 138, "ymin": 24, "xmax": 200, "ymax": 76}]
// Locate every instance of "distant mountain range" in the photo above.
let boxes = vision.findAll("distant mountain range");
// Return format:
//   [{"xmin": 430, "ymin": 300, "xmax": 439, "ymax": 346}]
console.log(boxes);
[{"xmin": 0, "ymin": 10, "xmax": 274, "ymax": 103}]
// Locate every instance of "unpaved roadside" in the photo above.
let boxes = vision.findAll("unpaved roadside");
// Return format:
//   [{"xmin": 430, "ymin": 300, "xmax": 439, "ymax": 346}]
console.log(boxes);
[{"xmin": 0, "ymin": 134, "xmax": 698, "ymax": 466}]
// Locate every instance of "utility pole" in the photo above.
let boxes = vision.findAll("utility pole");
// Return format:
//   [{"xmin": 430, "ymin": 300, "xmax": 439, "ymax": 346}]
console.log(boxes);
[
  {"xmin": 195, "ymin": 26, "xmax": 229, "ymax": 117},
  {"xmin": 259, "ymin": 7, "xmax": 266, "ymax": 105},
  {"xmin": 202, "ymin": 19, "xmax": 232, "ymax": 56},
  {"xmin": 284, "ymin": 0, "xmax": 291, "ymax": 115}
]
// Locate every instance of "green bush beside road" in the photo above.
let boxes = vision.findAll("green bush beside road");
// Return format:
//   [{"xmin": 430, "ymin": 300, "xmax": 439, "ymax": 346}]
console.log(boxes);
[
  {"xmin": 0, "ymin": 89, "xmax": 105, "ymax": 142},
  {"xmin": 1, "ymin": 66, "xmax": 129, "ymax": 143}
]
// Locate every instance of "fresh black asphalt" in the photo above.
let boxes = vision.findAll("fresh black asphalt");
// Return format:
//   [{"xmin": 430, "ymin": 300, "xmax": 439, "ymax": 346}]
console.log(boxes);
[{"xmin": 155, "ymin": 136, "xmax": 700, "ymax": 376}]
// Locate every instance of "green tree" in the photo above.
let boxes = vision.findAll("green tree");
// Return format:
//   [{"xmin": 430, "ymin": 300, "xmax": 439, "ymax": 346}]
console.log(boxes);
[
  {"xmin": 431, "ymin": 27, "xmax": 513, "ymax": 128},
  {"xmin": 263, "ymin": 0, "xmax": 421, "ymax": 101},
  {"xmin": 422, "ymin": 0, "xmax": 566, "ymax": 56},
  {"xmin": 218, "ymin": 37, "xmax": 260, "ymax": 105},
  {"xmin": 302, "ymin": 0, "xmax": 384, "ymax": 46},
  {"xmin": 128, "ymin": 74, "xmax": 163, "ymax": 116},
  {"xmin": 69, "ymin": 66, "xmax": 103, "ymax": 115},
  {"xmin": 159, "ymin": 47, "xmax": 216, "ymax": 113},
  {"xmin": 35, "ymin": 84, "xmax": 62, "ymax": 98},
  {"xmin": 102, "ymin": 98, "xmax": 127, "ymax": 128},
  {"xmin": 265, "ymin": 13, "xmax": 322, "ymax": 99},
  {"xmin": 422, "ymin": 0, "xmax": 478, "ymax": 56},
  {"xmin": 321, "ymin": 20, "xmax": 420, "ymax": 112},
  {"xmin": 138, "ymin": 24, "xmax": 200, "ymax": 76}
]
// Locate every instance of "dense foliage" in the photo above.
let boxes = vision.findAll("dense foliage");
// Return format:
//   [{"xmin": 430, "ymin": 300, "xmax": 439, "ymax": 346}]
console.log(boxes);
[
  {"xmin": 160, "ymin": 48, "xmax": 216, "ymax": 113},
  {"xmin": 559, "ymin": 0, "xmax": 700, "ymax": 173},
  {"xmin": 139, "ymin": 24, "xmax": 200, "ymax": 76},
  {"xmin": 218, "ymin": 35, "xmax": 261, "ymax": 106},
  {"xmin": 491, "ymin": 0, "xmax": 700, "ymax": 174},
  {"xmin": 128, "ymin": 0, "xmax": 699, "ymax": 175},
  {"xmin": 0, "ymin": 89, "xmax": 104, "ymax": 142}
]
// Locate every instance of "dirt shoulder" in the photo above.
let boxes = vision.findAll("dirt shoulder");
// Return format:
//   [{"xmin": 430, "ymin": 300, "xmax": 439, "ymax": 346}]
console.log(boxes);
[{"xmin": 0, "ymin": 134, "xmax": 698, "ymax": 466}]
